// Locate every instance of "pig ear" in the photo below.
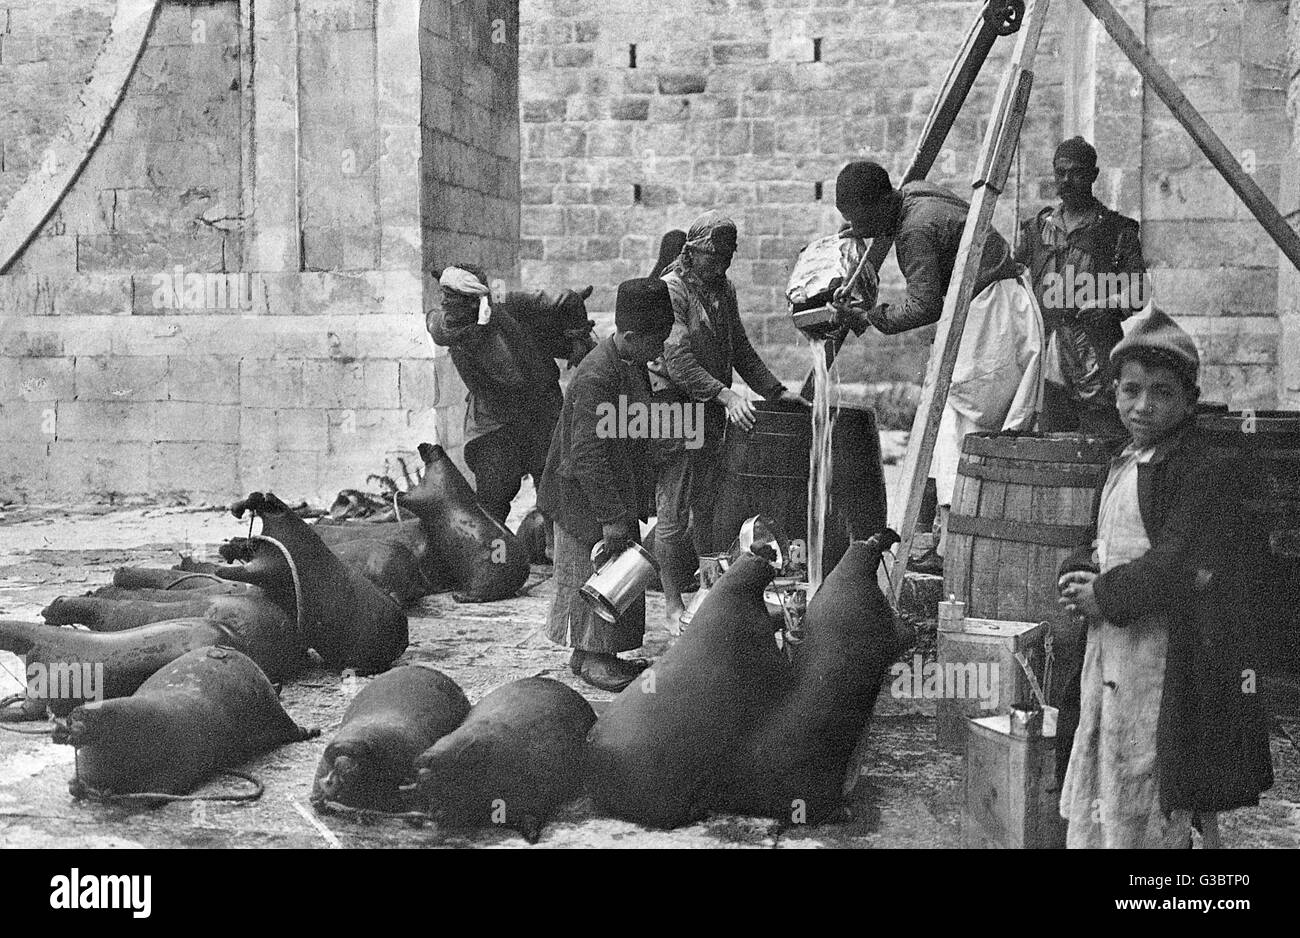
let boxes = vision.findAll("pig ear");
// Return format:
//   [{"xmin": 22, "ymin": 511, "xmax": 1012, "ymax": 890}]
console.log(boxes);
[{"xmin": 580, "ymin": 285, "xmax": 593, "ymax": 300}]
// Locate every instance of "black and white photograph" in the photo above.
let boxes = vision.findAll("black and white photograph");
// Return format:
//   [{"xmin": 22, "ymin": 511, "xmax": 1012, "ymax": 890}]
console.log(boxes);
[{"xmin": 0, "ymin": 0, "xmax": 1296, "ymax": 895}]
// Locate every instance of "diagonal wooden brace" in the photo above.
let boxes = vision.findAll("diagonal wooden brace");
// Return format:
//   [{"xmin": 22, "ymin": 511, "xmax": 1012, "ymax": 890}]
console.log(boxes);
[{"xmin": 887, "ymin": 0, "xmax": 1051, "ymax": 605}]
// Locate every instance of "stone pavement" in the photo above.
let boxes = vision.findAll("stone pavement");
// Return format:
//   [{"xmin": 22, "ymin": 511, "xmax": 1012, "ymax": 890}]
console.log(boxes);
[{"xmin": 1, "ymin": 499, "xmax": 1298, "ymax": 849}]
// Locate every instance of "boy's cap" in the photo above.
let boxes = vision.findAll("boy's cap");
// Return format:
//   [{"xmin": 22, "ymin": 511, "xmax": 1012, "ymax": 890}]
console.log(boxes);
[
  {"xmin": 1110, "ymin": 306, "xmax": 1200, "ymax": 373},
  {"xmin": 615, "ymin": 278, "xmax": 674, "ymax": 337}
]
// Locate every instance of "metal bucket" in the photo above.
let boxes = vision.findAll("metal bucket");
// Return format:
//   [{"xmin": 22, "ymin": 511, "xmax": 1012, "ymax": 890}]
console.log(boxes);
[{"xmin": 579, "ymin": 542, "xmax": 660, "ymax": 625}]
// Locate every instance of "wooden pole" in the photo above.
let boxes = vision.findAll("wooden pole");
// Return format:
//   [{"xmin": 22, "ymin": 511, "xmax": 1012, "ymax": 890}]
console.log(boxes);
[
  {"xmin": 888, "ymin": 0, "xmax": 1050, "ymax": 604},
  {"xmin": 1080, "ymin": 0, "xmax": 1300, "ymax": 272},
  {"xmin": 799, "ymin": 1, "xmax": 1014, "ymax": 399}
]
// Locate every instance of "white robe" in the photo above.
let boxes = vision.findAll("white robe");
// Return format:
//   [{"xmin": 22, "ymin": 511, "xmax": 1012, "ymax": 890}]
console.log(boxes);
[{"xmin": 931, "ymin": 271, "xmax": 1044, "ymax": 505}]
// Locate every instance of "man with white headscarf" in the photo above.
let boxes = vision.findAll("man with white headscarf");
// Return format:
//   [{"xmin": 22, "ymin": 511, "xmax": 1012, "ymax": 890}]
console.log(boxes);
[
  {"xmin": 651, "ymin": 209, "xmax": 809, "ymax": 626},
  {"xmin": 427, "ymin": 263, "xmax": 593, "ymax": 524}
]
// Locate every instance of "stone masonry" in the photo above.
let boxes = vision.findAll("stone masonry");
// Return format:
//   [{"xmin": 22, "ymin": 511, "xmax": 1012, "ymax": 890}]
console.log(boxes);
[
  {"xmin": 0, "ymin": 0, "xmax": 520, "ymax": 504},
  {"xmin": 519, "ymin": 0, "xmax": 1294, "ymax": 409}
]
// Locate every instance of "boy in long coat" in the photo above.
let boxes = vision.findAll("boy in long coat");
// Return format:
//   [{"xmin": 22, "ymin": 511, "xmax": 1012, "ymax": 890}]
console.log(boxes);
[
  {"xmin": 538, "ymin": 278, "xmax": 675, "ymax": 692},
  {"xmin": 1057, "ymin": 308, "xmax": 1273, "ymax": 847}
]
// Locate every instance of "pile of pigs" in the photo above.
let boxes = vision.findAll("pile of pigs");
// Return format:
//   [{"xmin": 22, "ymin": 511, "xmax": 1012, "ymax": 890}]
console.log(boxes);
[{"xmin": 0, "ymin": 442, "xmax": 907, "ymax": 843}]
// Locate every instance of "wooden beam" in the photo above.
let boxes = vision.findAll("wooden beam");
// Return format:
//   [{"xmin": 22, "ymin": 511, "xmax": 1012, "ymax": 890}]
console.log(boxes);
[
  {"xmin": 1080, "ymin": 0, "xmax": 1300, "ymax": 273},
  {"xmin": 799, "ymin": 2, "xmax": 1008, "ymax": 398},
  {"xmin": 888, "ymin": 0, "xmax": 1050, "ymax": 604}
]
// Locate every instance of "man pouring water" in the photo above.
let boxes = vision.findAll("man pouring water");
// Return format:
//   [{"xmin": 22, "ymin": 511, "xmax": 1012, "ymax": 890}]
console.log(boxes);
[{"xmin": 834, "ymin": 161, "xmax": 1044, "ymax": 575}]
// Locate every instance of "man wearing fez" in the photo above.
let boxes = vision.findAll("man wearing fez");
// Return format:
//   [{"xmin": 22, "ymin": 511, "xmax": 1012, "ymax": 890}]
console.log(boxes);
[
  {"xmin": 1018, "ymin": 137, "xmax": 1147, "ymax": 438},
  {"xmin": 834, "ymin": 161, "xmax": 1043, "ymax": 574},
  {"xmin": 651, "ymin": 209, "xmax": 810, "ymax": 626},
  {"xmin": 538, "ymin": 279, "xmax": 674, "ymax": 692}
]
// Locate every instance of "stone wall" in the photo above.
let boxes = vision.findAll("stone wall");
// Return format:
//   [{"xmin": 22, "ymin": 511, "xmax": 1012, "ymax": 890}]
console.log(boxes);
[
  {"xmin": 0, "ymin": 0, "xmax": 116, "ymax": 217},
  {"xmin": 519, "ymin": 0, "xmax": 1294, "ymax": 408},
  {"xmin": 0, "ymin": 0, "xmax": 520, "ymax": 505},
  {"xmin": 1137, "ymin": 0, "xmax": 1289, "ymax": 408},
  {"xmin": 421, "ymin": 0, "xmax": 522, "ymax": 457},
  {"xmin": 517, "ymin": 0, "xmax": 1068, "ymax": 386}
]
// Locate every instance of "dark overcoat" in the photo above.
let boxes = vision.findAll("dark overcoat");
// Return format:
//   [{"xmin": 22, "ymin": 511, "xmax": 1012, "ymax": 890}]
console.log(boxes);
[{"xmin": 1061, "ymin": 422, "xmax": 1274, "ymax": 813}]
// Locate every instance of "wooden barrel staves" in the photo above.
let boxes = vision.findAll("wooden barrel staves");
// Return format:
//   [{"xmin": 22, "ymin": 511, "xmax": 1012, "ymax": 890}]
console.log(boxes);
[
  {"xmin": 711, "ymin": 400, "xmax": 888, "ymax": 581},
  {"xmin": 943, "ymin": 432, "xmax": 1114, "ymax": 707},
  {"xmin": 1197, "ymin": 410, "xmax": 1300, "ymax": 663}
]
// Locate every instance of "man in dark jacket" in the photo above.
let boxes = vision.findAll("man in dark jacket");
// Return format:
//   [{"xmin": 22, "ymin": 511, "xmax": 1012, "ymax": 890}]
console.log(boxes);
[
  {"xmin": 835, "ymin": 161, "xmax": 1043, "ymax": 574},
  {"xmin": 1018, "ymin": 137, "xmax": 1146, "ymax": 438},
  {"xmin": 538, "ymin": 278, "xmax": 674, "ymax": 692},
  {"xmin": 427, "ymin": 265, "xmax": 595, "ymax": 524},
  {"xmin": 651, "ymin": 210, "xmax": 809, "ymax": 625},
  {"xmin": 1057, "ymin": 308, "xmax": 1272, "ymax": 847}
]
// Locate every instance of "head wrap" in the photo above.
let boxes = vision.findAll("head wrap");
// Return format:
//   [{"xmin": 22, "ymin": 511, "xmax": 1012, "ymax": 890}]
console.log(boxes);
[
  {"xmin": 835, "ymin": 161, "xmax": 893, "ymax": 215},
  {"xmin": 439, "ymin": 266, "xmax": 492, "ymax": 325},
  {"xmin": 1054, "ymin": 136, "xmax": 1098, "ymax": 169},
  {"xmin": 683, "ymin": 210, "xmax": 738, "ymax": 257},
  {"xmin": 1111, "ymin": 306, "xmax": 1200, "ymax": 387},
  {"xmin": 615, "ymin": 278, "xmax": 674, "ymax": 338}
]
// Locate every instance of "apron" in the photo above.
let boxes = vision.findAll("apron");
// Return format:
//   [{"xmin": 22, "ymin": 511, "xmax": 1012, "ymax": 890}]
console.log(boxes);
[
  {"xmin": 931, "ymin": 272, "xmax": 1044, "ymax": 505},
  {"xmin": 1060, "ymin": 446, "xmax": 1173, "ymax": 848}
]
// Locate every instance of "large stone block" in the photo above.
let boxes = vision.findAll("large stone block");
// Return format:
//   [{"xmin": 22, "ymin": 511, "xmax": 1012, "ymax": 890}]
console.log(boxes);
[
  {"xmin": 73, "ymin": 356, "xmax": 170, "ymax": 402},
  {"xmin": 0, "ymin": 441, "xmax": 50, "ymax": 502},
  {"xmin": 57, "ymin": 401, "xmax": 153, "ymax": 442},
  {"xmin": 399, "ymin": 359, "xmax": 439, "ymax": 410},
  {"xmin": 326, "ymin": 407, "xmax": 412, "ymax": 457},
  {"xmin": 148, "ymin": 442, "xmax": 240, "ymax": 502},
  {"xmin": 1143, "ymin": 220, "xmax": 1279, "ymax": 269},
  {"xmin": 1150, "ymin": 267, "xmax": 1278, "ymax": 318},
  {"xmin": 302, "ymin": 359, "xmax": 403, "ymax": 410},
  {"xmin": 0, "ymin": 399, "xmax": 58, "ymax": 442},
  {"xmin": 150, "ymin": 402, "xmax": 241, "ymax": 443},
  {"xmin": 241, "ymin": 407, "xmax": 329, "ymax": 453},
  {"xmin": 45, "ymin": 440, "xmax": 150, "ymax": 503},
  {"xmin": 240, "ymin": 358, "xmax": 308, "ymax": 409},
  {"xmin": 1182, "ymin": 316, "xmax": 1279, "ymax": 366},
  {"xmin": 1145, "ymin": 167, "xmax": 1244, "ymax": 221},
  {"xmin": 237, "ymin": 447, "xmax": 323, "ymax": 504},
  {"xmin": 1199, "ymin": 363, "xmax": 1278, "ymax": 409}
]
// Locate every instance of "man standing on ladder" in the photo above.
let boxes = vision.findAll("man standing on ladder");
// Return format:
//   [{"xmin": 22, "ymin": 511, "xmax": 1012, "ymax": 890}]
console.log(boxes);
[
  {"xmin": 835, "ymin": 160, "xmax": 1044, "ymax": 574},
  {"xmin": 1017, "ymin": 137, "xmax": 1147, "ymax": 438}
]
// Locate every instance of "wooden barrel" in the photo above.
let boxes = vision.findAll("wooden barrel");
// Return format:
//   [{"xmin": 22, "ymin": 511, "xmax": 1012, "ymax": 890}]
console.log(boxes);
[
  {"xmin": 1197, "ymin": 410, "xmax": 1300, "ymax": 650},
  {"xmin": 944, "ymin": 432, "xmax": 1114, "ymax": 707},
  {"xmin": 711, "ymin": 400, "xmax": 888, "ymax": 580}
]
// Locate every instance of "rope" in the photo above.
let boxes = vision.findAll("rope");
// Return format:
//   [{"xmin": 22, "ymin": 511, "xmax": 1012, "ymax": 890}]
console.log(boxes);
[
  {"xmin": 71, "ymin": 765, "xmax": 266, "ymax": 805},
  {"xmin": 310, "ymin": 797, "xmax": 431, "ymax": 825},
  {"xmin": 163, "ymin": 572, "xmax": 226, "ymax": 590},
  {"xmin": 244, "ymin": 533, "xmax": 309, "ymax": 649}
]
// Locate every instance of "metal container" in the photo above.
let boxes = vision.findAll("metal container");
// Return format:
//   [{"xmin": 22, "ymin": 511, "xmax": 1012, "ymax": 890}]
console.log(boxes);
[
  {"xmin": 580, "ymin": 542, "xmax": 660, "ymax": 625},
  {"xmin": 678, "ymin": 553, "xmax": 729, "ymax": 629}
]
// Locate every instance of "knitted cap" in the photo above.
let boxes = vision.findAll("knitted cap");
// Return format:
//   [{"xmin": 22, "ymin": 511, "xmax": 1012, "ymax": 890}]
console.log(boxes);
[{"xmin": 1111, "ymin": 306, "xmax": 1200, "ymax": 378}]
